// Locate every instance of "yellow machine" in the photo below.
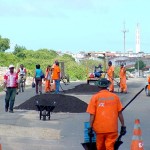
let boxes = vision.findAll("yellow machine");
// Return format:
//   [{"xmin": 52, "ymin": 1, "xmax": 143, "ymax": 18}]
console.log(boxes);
[{"xmin": 87, "ymin": 53, "xmax": 107, "ymax": 84}]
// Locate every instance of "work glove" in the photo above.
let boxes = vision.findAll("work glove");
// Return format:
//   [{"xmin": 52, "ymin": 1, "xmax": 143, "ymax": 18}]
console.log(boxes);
[
  {"xmin": 88, "ymin": 127, "xmax": 94, "ymax": 138},
  {"xmin": 120, "ymin": 126, "xmax": 126, "ymax": 136}
]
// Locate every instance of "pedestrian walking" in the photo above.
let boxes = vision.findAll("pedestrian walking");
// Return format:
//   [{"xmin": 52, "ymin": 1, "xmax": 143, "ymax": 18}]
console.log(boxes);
[
  {"xmin": 51, "ymin": 61, "xmax": 61, "ymax": 94},
  {"xmin": 33, "ymin": 64, "xmax": 44, "ymax": 95},
  {"xmin": 3, "ymin": 64, "xmax": 18, "ymax": 113},
  {"xmin": 107, "ymin": 61, "xmax": 115, "ymax": 92},
  {"xmin": 86, "ymin": 78, "xmax": 126, "ymax": 150},
  {"xmin": 44, "ymin": 65, "xmax": 52, "ymax": 93},
  {"xmin": 119, "ymin": 63, "xmax": 127, "ymax": 93}
]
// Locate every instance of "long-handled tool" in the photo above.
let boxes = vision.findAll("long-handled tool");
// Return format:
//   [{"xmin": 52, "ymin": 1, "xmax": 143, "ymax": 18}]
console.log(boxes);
[
  {"xmin": 59, "ymin": 83, "xmax": 65, "ymax": 93},
  {"xmin": 114, "ymin": 87, "xmax": 144, "ymax": 150},
  {"xmin": 105, "ymin": 73, "xmax": 120, "ymax": 92}
]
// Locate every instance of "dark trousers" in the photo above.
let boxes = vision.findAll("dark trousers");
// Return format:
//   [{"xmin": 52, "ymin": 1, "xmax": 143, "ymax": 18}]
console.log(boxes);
[
  {"xmin": 35, "ymin": 77, "xmax": 42, "ymax": 94},
  {"xmin": 5, "ymin": 87, "xmax": 17, "ymax": 111}
]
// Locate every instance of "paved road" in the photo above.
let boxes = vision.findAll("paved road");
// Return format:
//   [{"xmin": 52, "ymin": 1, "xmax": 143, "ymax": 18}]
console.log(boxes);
[{"xmin": 0, "ymin": 78, "xmax": 149, "ymax": 150}]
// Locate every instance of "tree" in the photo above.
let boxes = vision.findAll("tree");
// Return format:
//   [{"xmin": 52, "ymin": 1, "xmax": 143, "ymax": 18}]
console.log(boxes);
[
  {"xmin": 134, "ymin": 60, "xmax": 146, "ymax": 70},
  {"xmin": 0, "ymin": 35, "xmax": 10, "ymax": 52},
  {"xmin": 13, "ymin": 44, "xmax": 26, "ymax": 55}
]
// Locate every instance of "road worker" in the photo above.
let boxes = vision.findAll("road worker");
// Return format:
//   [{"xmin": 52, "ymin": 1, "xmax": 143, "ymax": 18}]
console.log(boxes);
[
  {"xmin": 146, "ymin": 75, "xmax": 150, "ymax": 96},
  {"xmin": 119, "ymin": 63, "xmax": 127, "ymax": 93},
  {"xmin": 51, "ymin": 60, "xmax": 58, "ymax": 91},
  {"xmin": 86, "ymin": 78, "xmax": 126, "ymax": 150},
  {"xmin": 107, "ymin": 61, "xmax": 114, "ymax": 92},
  {"xmin": 51, "ymin": 61, "xmax": 61, "ymax": 94},
  {"xmin": 44, "ymin": 65, "xmax": 52, "ymax": 93}
]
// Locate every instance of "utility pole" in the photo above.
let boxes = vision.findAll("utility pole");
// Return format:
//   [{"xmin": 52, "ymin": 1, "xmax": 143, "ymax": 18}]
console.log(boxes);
[{"xmin": 122, "ymin": 22, "xmax": 128, "ymax": 54}]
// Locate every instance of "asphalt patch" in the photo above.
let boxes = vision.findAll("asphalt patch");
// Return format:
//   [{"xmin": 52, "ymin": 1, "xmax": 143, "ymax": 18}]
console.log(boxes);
[
  {"xmin": 64, "ymin": 84, "xmax": 100, "ymax": 94},
  {"xmin": 14, "ymin": 94, "xmax": 88, "ymax": 113}
]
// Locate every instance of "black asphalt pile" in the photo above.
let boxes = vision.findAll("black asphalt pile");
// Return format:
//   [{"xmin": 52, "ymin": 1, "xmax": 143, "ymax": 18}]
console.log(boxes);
[
  {"xmin": 64, "ymin": 84, "xmax": 100, "ymax": 94},
  {"xmin": 14, "ymin": 94, "xmax": 88, "ymax": 113}
]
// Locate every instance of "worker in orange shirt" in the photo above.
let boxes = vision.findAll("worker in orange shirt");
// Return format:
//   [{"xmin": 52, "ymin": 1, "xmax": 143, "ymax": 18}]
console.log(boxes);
[
  {"xmin": 51, "ymin": 60, "xmax": 58, "ymax": 91},
  {"xmin": 146, "ymin": 75, "xmax": 150, "ymax": 96},
  {"xmin": 44, "ymin": 65, "xmax": 51, "ymax": 93},
  {"xmin": 119, "ymin": 63, "xmax": 127, "ymax": 93},
  {"xmin": 148, "ymin": 75, "xmax": 150, "ymax": 86},
  {"xmin": 51, "ymin": 61, "xmax": 61, "ymax": 94},
  {"xmin": 107, "ymin": 61, "xmax": 114, "ymax": 92},
  {"xmin": 86, "ymin": 78, "xmax": 126, "ymax": 150}
]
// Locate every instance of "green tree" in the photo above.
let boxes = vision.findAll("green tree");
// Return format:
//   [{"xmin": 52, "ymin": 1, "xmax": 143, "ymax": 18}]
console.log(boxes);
[
  {"xmin": 0, "ymin": 35, "xmax": 10, "ymax": 52},
  {"xmin": 135, "ymin": 60, "xmax": 146, "ymax": 70},
  {"xmin": 13, "ymin": 44, "xmax": 26, "ymax": 55}
]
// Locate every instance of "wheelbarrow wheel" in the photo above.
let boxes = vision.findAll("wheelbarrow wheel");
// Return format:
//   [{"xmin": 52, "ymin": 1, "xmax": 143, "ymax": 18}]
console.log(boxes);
[{"xmin": 43, "ymin": 110, "xmax": 47, "ymax": 121}]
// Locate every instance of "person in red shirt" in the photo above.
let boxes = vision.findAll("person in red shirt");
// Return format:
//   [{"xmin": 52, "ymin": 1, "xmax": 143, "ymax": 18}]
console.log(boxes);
[
  {"xmin": 119, "ymin": 63, "xmax": 127, "ymax": 93},
  {"xmin": 86, "ymin": 78, "xmax": 126, "ymax": 150},
  {"xmin": 107, "ymin": 61, "xmax": 115, "ymax": 92},
  {"xmin": 3, "ymin": 65, "xmax": 18, "ymax": 113}
]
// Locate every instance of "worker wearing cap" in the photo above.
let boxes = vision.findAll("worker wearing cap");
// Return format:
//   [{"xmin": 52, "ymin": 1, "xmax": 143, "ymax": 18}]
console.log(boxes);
[
  {"xmin": 119, "ymin": 63, "xmax": 127, "ymax": 93},
  {"xmin": 3, "ymin": 65, "xmax": 18, "ymax": 113},
  {"xmin": 86, "ymin": 78, "xmax": 126, "ymax": 150},
  {"xmin": 107, "ymin": 61, "xmax": 114, "ymax": 92}
]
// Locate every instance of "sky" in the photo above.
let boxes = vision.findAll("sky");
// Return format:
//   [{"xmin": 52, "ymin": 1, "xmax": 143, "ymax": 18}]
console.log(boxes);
[{"xmin": 0, "ymin": 0, "xmax": 150, "ymax": 53}]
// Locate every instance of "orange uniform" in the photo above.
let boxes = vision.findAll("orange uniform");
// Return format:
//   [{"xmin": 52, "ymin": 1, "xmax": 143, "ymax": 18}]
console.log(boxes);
[
  {"xmin": 148, "ymin": 77, "xmax": 150, "ymax": 83},
  {"xmin": 44, "ymin": 69, "xmax": 51, "ymax": 92},
  {"xmin": 87, "ymin": 90, "xmax": 123, "ymax": 150},
  {"xmin": 119, "ymin": 67, "xmax": 127, "ymax": 93},
  {"xmin": 51, "ymin": 63, "xmax": 57, "ymax": 91},
  {"xmin": 107, "ymin": 66, "xmax": 114, "ymax": 92},
  {"xmin": 52, "ymin": 65, "xmax": 60, "ymax": 80},
  {"xmin": 147, "ymin": 77, "xmax": 150, "ymax": 90}
]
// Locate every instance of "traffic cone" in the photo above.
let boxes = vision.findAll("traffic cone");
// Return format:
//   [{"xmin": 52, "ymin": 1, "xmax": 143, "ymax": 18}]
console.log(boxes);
[{"xmin": 130, "ymin": 119, "xmax": 144, "ymax": 150}]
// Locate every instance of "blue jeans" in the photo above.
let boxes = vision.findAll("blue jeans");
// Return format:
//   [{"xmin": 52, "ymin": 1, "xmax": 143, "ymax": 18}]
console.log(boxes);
[{"xmin": 55, "ymin": 79, "xmax": 60, "ymax": 94}]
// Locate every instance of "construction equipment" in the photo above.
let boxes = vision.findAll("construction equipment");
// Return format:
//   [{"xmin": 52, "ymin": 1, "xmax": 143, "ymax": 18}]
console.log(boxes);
[
  {"xmin": 36, "ymin": 101, "xmax": 56, "ymax": 121},
  {"xmin": 86, "ymin": 53, "xmax": 107, "ymax": 84},
  {"xmin": 59, "ymin": 62, "xmax": 70, "ymax": 85}
]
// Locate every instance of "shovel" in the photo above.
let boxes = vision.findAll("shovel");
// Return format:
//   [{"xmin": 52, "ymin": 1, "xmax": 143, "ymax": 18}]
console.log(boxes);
[
  {"xmin": 81, "ymin": 142, "xmax": 97, "ymax": 150},
  {"xmin": 114, "ymin": 134, "xmax": 123, "ymax": 150}
]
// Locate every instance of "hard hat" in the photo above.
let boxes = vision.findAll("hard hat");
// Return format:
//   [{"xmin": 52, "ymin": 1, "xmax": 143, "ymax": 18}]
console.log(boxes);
[
  {"xmin": 108, "ymin": 61, "xmax": 112, "ymax": 65},
  {"xmin": 96, "ymin": 78, "xmax": 110, "ymax": 88},
  {"xmin": 9, "ymin": 64, "xmax": 14, "ymax": 68}
]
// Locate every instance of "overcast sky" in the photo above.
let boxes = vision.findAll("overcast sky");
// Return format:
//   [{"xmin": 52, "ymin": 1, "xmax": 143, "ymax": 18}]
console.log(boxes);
[{"xmin": 0, "ymin": 0, "xmax": 150, "ymax": 53}]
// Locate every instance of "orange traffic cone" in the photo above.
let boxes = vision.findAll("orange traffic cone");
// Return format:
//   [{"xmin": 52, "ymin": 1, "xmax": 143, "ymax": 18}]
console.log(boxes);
[{"xmin": 130, "ymin": 119, "xmax": 144, "ymax": 150}]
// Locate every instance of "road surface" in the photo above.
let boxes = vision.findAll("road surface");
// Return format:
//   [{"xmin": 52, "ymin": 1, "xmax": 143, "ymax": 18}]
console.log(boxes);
[{"xmin": 0, "ymin": 78, "xmax": 149, "ymax": 150}]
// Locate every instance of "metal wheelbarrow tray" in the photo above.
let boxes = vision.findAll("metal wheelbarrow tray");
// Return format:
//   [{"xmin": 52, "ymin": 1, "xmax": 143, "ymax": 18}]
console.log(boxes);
[{"xmin": 36, "ymin": 101, "xmax": 56, "ymax": 121}]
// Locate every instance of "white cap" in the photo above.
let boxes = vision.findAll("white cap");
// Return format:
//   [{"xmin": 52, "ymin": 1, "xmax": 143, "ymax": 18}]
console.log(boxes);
[{"xmin": 9, "ymin": 64, "xmax": 15, "ymax": 68}]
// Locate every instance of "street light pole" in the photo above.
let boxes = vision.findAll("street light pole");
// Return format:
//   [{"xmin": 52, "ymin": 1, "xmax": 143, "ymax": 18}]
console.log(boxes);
[{"xmin": 122, "ymin": 22, "xmax": 128, "ymax": 55}]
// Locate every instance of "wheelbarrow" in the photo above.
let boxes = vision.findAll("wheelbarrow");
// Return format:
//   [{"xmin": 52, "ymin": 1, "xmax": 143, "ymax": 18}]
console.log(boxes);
[{"xmin": 36, "ymin": 101, "xmax": 56, "ymax": 121}]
